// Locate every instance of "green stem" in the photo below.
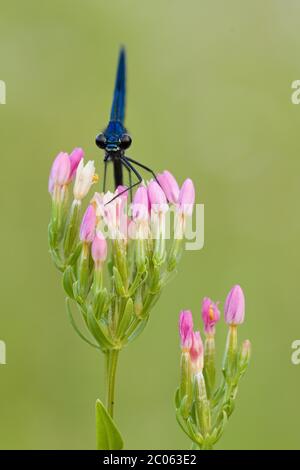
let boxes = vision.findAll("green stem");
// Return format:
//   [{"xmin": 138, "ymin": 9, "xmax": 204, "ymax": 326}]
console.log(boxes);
[{"xmin": 106, "ymin": 349, "xmax": 119, "ymax": 418}]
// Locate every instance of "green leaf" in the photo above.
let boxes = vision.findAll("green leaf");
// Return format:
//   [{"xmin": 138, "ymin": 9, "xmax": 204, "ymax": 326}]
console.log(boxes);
[
  {"xmin": 95, "ymin": 398, "xmax": 124, "ymax": 450},
  {"xmin": 87, "ymin": 306, "xmax": 115, "ymax": 350}
]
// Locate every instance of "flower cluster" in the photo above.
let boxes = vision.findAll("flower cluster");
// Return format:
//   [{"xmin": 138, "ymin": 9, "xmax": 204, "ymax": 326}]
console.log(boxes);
[
  {"xmin": 48, "ymin": 150, "xmax": 196, "ymax": 352},
  {"xmin": 176, "ymin": 285, "xmax": 251, "ymax": 450}
]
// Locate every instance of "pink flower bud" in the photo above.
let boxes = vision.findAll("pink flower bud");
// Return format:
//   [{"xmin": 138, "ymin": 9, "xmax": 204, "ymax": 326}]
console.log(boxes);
[
  {"xmin": 190, "ymin": 331, "xmax": 204, "ymax": 373},
  {"xmin": 242, "ymin": 339, "xmax": 251, "ymax": 358},
  {"xmin": 178, "ymin": 178, "xmax": 195, "ymax": 216},
  {"xmin": 132, "ymin": 186, "xmax": 149, "ymax": 221},
  {"xmin": 179, "ymin": 310, "xmax": 194, "ymax": 350},
  {"xmin": 147, "ymin": 180, "xmax": 168, "ymax": 213},
  {"xmin": 48, "ymin": 152, "xmax": 71, "ymax": 194},
  {"xmin": 91, "ymin": 230, "xmax": 107, "ymax": 264},
  {"xmin": 80, "ymin": 205, "xmax": 96, "ymax": 243},
  {"xmin": 69, "ymin": 148, "xmax": 84, "ymax": 180},
  {"xmin": 202, "ymin": 297, "xmax": 220, "ymax": 336},
  {"xmin": 157, "ymin": 170, "xmax": 180, "ymax": 204},
  {"xmin": 224, "ymin": 285, "xmax": 245, "ymax": 325},
  {"xmin": 116, "ymin": 185, "xmax": 128, "ymax": 199}
]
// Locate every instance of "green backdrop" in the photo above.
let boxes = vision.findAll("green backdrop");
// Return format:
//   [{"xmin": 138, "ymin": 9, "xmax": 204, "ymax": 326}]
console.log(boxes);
[{"xmin": 0, "ymin": 0, "xmax": 299, "ymax": 449}]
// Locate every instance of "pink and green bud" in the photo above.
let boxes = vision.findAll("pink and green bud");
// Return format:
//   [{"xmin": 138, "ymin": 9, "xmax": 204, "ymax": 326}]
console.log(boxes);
[
  {"xmin": 147, "ymin": 180, "xmax": 168, "ymax": 213},
  {"xmin": 69, "ymin": 147, "xmax": 84, "ymax": 180},
  {"xmin": 238, "ymin": 339, "xmax": 251, "ymax": 376},
  {"xmin": 132, "ymin": 186, "xmax": 149, "ymax": 221},
  {"xmin": 157, "ymin": 170, "xmax": 180, "ymax": 204},
  {"xmin": 80, "ymin": 205, "xmax": 96, "ymax": 243},
  {"xmin": 91, "ymin": 231, "xmax": 107, "ymax": 266},
  {"xmin": 178, "ymin": 178, "xmax": 195, "ymax": 216},
  {"xmin": 241, "ymin": 340, "xmax": 251, "ymax": 361},
  {"xmin": 224, "ymin": 285, "xmax": 245, "ymax": 325},
  {"xmin": 179, "ymin": 310, "xmax": 194, "ymax": 350},
  {"xmin": 202, "ymin": 297, "xmax": 220, "ymax": 336},
  {"xmin": 190, "ymin": 331, "xmax": 204, "ymax": 374},
  {"xmin": 48, "ymin": 152, "xmax": 71, "ymax": 194}
]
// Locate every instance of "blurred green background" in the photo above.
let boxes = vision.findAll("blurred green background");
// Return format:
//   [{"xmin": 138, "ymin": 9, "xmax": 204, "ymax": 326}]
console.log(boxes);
[{"xmin": 0, "ymin": 0, "xmax": 300, "ymax": 450}]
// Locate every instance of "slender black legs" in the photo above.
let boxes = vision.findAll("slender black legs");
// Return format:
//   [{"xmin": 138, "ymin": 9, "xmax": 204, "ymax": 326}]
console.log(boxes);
[
  {"xmin": 124, "ymin": 156, "xmax": 158, "ymax": 182},
  {"xmin": 103, "ymin": 160, "xmax": 108, "ymax": 192},
  {"xmin": 105, "ymin": 157, "xmax": 142, "ymax": 204},
  {"xmin": 103, "ymin": 155, "xmax": 157, "ymax": 205}
]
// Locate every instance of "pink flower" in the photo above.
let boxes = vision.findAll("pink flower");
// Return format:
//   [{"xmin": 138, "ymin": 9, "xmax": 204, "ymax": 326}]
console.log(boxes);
[
  {"xmin": 202, "ymin": 297, "xmax": 220, "ymax": 335},
  {"xmin": 178, "ymin": 178, "xmax": 195, "ymax": 216},
  {"xmin": 179, "ymin": 310, "xmax": 194, "ymax": 350},
  {"xmin": 48, "ymin": 152, "xmax": 71, "ymax": 194},
  {"xmin": 48, "ymin": 149, "xmax": 84, "ymax": 194},
  {"xmin": 132, "ymin": 186, "xmax": 149, "ymax": 221},
  {"xmin": 224, "ymin": 285, "xmax": 245, "ymax": 325},
  {"xmin": 80, "ymin": 205, "xmax": 96, "ymax": 243},
  {"xmin": 91, "ymin": 230, "xmax": 107, "ymax": 264},
  {"xmin": 157, "ymin": 171, "xmax": 180, "ymax": 204},
  {"xmin": 69, "ymin": 148, "xmax": 84, "ymax": 180},
  {"xmin": 189, "ymin": 331, "xmax": 204, "ymax": 373},
  {"xmin": 147, "ymin": 180, "xmax": 168, "ymax": 213}
]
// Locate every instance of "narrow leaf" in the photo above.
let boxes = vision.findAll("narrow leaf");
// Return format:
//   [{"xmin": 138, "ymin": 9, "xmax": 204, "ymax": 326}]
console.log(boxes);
[{"xmin": 66, "ymin": 298, "xmax": 100, "ymax": 349}]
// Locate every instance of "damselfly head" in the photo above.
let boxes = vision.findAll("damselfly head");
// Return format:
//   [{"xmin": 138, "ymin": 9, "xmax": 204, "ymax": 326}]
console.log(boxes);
[{"xmin": 95, "ymin": 132, "xmax": 132, "ymax": 152}]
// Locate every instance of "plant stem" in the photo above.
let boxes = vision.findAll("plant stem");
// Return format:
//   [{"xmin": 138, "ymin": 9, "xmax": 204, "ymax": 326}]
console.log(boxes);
[{"xmin": 106, "ymin": 349, "xmax": 119, "ymax": 418}]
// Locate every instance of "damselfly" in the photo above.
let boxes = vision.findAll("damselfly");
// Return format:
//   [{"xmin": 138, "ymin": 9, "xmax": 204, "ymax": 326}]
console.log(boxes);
[{"xmin": 95, "ymin": 48, "xmax": 157, "ymax": 200}]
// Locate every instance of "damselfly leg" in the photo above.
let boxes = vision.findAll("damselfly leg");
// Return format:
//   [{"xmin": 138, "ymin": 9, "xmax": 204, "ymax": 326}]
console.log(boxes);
[
  {"xmin": 125, "ymin": 156, "xmax": 158, "ymax": 183},
  {"xmin": 104, "ymin": 157, "xmax": 142, "ymax": 205}
]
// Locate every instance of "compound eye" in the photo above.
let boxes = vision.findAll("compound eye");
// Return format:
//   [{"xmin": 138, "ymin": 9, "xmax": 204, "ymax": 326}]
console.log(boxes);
[
  {"xmin": 120, "ymin": 133, "xmax": 132, "ymax": 150},
  {"xmin": 95, "ymin": 133, "xmax": 106, "ymax": 149}
]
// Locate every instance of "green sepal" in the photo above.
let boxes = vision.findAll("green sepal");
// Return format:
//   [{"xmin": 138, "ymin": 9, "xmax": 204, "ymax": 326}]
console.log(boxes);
[
  {"xmin": 63, "ymin": 201, "xmax": 81, "ymax": 258},
  {"xmin": 93, "ymin": 288, "xmax": 110, "ymax": 320},
  {"xmin": 194, "ymin": 373, "xmax": 211, "ymax": 437},
  {"xmin": 180, "ymin": 395, "xmax": 192, "ymax": 420},
  {"xmin": 128, "ymin": 267, "xmax": 147, "ymax": 297},
  {"xmin": 113, "ymin": 266, "xmax": 127, "ymax": 297},
  {"xmin": 72, "ymin": 281, "xmax": 84, "ymax": 305},
  {"xmin": 211, "ymin": 380, "xmax": 226, "ymax": 409},
  {"xmin": 62, "ymin": 266, "xmax": 75, "ymax": 299},
  {"xmin": 95, "ymin": 398, "xmax": 124, "ymax": 450},
  {"xmin": 117, "ymin": 298, "xmax": 134, "ymax": 339},
  {"xmin": 48, "ymin": 222, "xmax": 55, "ymax": 248},
  {"xmin": 222, "ymin": 325, "xmax": 238, "ymax": 382},
  {"xmin": 126, "ymin": 316, "xmax": 149, "ymax": 343},
  {"xmin": 175, "ymin": 388, "xmax": 181, "ymax": 409},
  {"xmin": 215, "ymin": 410, "xmax": 228, "ymax": 443},
  {"xmin": 66, "ymin": 242, "xmax": 82, "ymax": 267},
  {"xmin": 186, "ymin": 416, "xmax": 203, "ymax": 446},
  {"xmin": 78, "ymin": 246, "xmax": 92, "ymax": 298},
  {"xmin": 203, "ymin": 337, "xmax": 216, "ymax": 399},
  {"xmin": 87, "ymin": 306, "xmax": 115, "ymax": 350},
  {"xmin": 175, "ymin": 409, "xmax": 192, "ymax": 441},
  {"xmin": 66, "ymin": 298, "xmax": 100, "ymax": 349}
]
